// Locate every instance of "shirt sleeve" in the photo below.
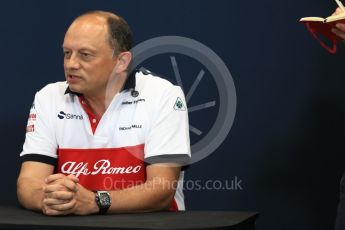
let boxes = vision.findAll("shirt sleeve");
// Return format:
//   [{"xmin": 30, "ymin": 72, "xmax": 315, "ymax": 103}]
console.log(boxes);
[
  {"xmin": 144, "ymin": 85, "xmax": 191, "ymax": 163},
  {"xmin": 20, "ymin": 90, "xmax": 57, "ymax": 165}
]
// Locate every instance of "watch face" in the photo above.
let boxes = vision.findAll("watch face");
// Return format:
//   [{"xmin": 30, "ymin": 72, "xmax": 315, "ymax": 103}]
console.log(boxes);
[{"xmin": 99, "ymin": 192, "xmax": 111, "ymax": 207}]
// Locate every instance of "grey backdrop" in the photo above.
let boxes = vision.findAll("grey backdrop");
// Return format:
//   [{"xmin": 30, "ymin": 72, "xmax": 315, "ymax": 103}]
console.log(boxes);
[{"xmin": 1, "ymin": 1, "xmax": 344, "ymax": 230}]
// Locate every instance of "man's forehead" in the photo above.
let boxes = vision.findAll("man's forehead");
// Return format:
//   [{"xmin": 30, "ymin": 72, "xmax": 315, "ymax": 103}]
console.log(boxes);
[
  {"xmin": 68, "ymin": 15, "xmax": 107, "ymax": 34},
  {"xmin": 63, "ymin": 18, "xmax": 108, "ymax": 46}
]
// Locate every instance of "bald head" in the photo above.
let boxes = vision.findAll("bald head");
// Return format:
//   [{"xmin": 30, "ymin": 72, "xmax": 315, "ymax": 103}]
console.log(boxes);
[{"xmin": 70, "ymin": 11, "xmax": 133, "ymax": 54}]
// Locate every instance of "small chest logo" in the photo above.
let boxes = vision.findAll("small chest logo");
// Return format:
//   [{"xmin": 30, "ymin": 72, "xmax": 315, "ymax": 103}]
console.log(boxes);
[
  {"xmin": 58, "ymin": 111, "xmax": 83, "ymax": 120},
  {"xmin": 119, "ymin": 124, "xmax": 142, "ymax": 131},
  {"xmin": 121, "ymin": 98, "xmax": 145, "ymax": 105}
]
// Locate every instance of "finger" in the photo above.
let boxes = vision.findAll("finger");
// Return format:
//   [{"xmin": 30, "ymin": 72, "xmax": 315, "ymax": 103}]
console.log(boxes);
[
  {"xmin": 48, "ymin": 199, "xmax": 76, "ymax": 211},
  {"xmin": 45, "ymin": 173, "xmax": 67, "ymax": 184},
  {"xmin": 43, "ymin": 206, "xmax": 72, "ymax": 216},
  {"xmin": 43, "ymin": 198, "xmax": 71, "ymax": 206},
  {"xmin": 336, "ymin": 23, "xmax": 345, "ymax": 31},
  {"xmin": 45, "ymin": 173, "xmax": 79, "ymax": 184},
  {"xmin": 67, "ymin": 174, "xmax": 79, "ymax": 183},
  {"xmin": 46, "ymin": 178, "xmax": 78, "ymax": 192},
  {"xmin": 43, "ymin": 184, "xmax": 69, "ymax": 193},
  {"xmin": 335, "ymin": 7, "xmax": 343, "ymax": 16},
  {"xmin": 57, "ymin": 178, "xmax": 78, "ymax": 192},
  {"xmin": 44, "ymin": 191, "xmax": 74, "ymax": 200},
  {"xmin": 333, "ymin": 7, "xmax": 343, "ymax": 16},
  {"xmin": 332, "ymin": 28, "xmax": 345, "ymax": 40}
]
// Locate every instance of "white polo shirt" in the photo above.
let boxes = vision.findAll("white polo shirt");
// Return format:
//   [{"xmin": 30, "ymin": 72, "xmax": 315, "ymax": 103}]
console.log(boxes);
[{"xmin": 20, "ymin": 68, "xmax": 191, "ymax": 211}]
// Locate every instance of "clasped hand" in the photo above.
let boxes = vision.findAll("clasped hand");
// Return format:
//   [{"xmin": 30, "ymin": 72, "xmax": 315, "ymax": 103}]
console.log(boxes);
[
  {"xmin": 332, "ymin": 7, "xmax": 345, "ymax": 40},
  {"xmin": 42, "ymin": 173, "xmax": 96, "ymax": 215}
]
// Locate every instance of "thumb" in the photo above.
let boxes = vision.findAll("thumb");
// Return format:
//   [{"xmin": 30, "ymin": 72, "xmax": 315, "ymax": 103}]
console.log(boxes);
[{"xmin": 67, "ymin": 174, "xmax": 79, "ymax": 183}]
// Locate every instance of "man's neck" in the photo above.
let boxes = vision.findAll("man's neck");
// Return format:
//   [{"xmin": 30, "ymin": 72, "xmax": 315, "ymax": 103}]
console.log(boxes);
[{"xmin": 83, "ymin": 73, "xmax": 127, "ymax": 119}]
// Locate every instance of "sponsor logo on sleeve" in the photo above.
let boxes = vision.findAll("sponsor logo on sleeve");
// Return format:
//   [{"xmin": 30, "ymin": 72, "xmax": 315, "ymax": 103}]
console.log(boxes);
[{"xmin": 174, "ymin": 97, "xmax": 186, "ymax": 111}]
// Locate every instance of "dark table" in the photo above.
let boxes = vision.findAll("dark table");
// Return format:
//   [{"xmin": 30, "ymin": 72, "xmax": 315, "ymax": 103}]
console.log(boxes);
[{"xmin": 0, "ymin": 206, "xmax": 258, "ymax": 230}]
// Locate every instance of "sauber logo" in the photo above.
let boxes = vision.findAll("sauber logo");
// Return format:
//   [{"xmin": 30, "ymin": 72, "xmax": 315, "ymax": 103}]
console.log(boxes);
[
  {"xmin": 61, "ymin": 160, "xmax": 142, "ymax": 177},
  {"xmin": 57, "ymin": 111, "xmax": 83, "ymax": 120}
]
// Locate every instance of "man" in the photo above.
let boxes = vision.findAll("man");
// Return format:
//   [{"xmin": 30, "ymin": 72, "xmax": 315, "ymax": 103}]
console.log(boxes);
[
  {"xmin": 17, "ymin": 10, "xmax": 190, "ymax": 215},
  {"xmin": 332, "ymin": 7, "xmax": 345, "ymax": 40}
]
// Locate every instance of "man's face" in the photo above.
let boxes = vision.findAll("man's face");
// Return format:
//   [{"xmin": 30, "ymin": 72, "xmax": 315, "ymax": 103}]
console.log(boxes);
[{"xmin": 62, "ymin": 15, "xmax": 117, "ymax": 96}]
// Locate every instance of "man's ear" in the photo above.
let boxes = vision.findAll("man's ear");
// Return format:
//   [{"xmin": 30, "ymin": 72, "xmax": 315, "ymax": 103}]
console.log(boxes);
[{"xmin": 113, "ymin": 51, "xmax": 132, "ymax": 74}]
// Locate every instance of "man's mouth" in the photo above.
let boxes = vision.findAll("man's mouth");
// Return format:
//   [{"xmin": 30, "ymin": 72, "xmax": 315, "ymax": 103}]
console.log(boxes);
[{"xmin": 67, "ymin": 74, "xmax": 82, "ymax": 83}]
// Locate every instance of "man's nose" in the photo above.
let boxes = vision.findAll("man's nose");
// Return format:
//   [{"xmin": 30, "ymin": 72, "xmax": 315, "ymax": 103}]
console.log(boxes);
[{"xmin": 65, "ymin": 54, "xmax": 80, "ymax": 70}]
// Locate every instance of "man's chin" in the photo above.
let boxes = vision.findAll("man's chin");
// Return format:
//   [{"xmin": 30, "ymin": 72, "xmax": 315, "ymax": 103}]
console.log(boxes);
[{"xmin": 67, "ymin": 84, "xmax": 83, "ymax": 94}]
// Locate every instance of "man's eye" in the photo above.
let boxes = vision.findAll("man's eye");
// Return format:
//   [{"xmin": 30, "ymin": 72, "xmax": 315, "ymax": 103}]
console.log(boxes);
[
  {"xmin": 63, "ymin": 51, "xmax": 71, "ymax": 58},
  {"xmin": 79, "ymin": 52, "xmax": 94, "ymax": 61},
  {"xmin": 81, "ymin": 52, "xmax": 91, "ymax": 57}
]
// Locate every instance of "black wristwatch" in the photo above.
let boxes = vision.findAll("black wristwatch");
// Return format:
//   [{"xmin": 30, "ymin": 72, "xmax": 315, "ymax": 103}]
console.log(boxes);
[{"xmin": 95, "ymin": 191, "xmax": 111, "ymax": 214}]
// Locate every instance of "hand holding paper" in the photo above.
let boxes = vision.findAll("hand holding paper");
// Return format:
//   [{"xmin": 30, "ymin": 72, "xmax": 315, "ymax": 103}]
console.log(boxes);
[
  {"xmin": 300, "ymin": 1, "xmax": 345, "ymax": 54},
  {"xmin": 332, "ymin": 5, "xmax": 345, "ymax": 40}
]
